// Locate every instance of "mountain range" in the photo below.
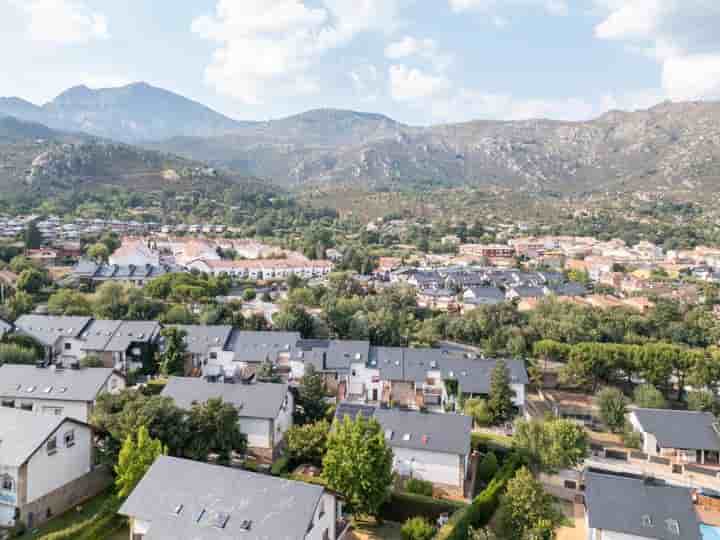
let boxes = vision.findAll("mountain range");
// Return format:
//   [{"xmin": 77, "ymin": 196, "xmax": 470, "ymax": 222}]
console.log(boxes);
[{"xmin": 2, "ymin": 82, "xmax": 720, "ymax": 195}]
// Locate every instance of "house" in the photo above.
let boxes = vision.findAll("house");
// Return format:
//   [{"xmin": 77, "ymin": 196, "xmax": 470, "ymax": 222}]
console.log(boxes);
[
  {"xmin": 462, "ymin": 286, "xmax": 506, "ymax": 307},
  {"xmin": 26, "ymin": 248, "xmax": 58, "ymax": 267},
  {"xmin": 506, "ymin": 285, "xmax": 547, "ymax": 301},
  {"xmin": 169, "ymin": 324, "xmax": 234, "ymax": 375},
  {"xmin": 0, "ymin": 364, "xmax": 125, "ymax": 422},
  {"xmin": 109, "ymin": 239, "xmax": 160, "ymax": 267},
  {"xmin": 119, "ymin": 456, "xmax": 347, "ymax": 540},
  {"xmin": 186, "ymin": 258, "xmax": 333, "ymax": 280},
  {"xmin": 78, "ymin": 319, "xmax": 161, "ymax": 372},
  {"xmin": 0, "ymin": 408, "xmax": 96, "ymax": 529},
  {"xmin": 584, "ymin": 471, "xmax": 701, "ymax": 540},
  {"xmin": 627, "ymin": 409, "xmax": 720, "ymax": 465},
  {"xmin": 72, "ymin": 259, "xmax": 181, "ymax": 287},
  {"xmin": 334, "ymin": 404, "xmax": 472, "ymax": 495},
  {"xmin": 14, "ymin": 314, "xmax": 93, "ymax": 361},
  {"xmin": 293, "ymin": 340, "xmax": 371, "ymax": 396},
  {"xmin": 417, "ymin": 288, "xmax": 457, "ymax": 311},
  {"xmin": 161, "ymin": 377, "xmax": 294, "ymax": 461}
]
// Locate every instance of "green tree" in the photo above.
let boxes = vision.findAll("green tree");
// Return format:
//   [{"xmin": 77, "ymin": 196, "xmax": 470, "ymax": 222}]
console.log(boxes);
[
  {"xmin": 87, "ymin": 242, "xmax": 110, "ymax": 263},
  {"xmin": 158, "ymin": 327, "xmax": 187, "ymax": 376},
  {"xmin": 274, "ymin": 303, "xmax": 315, "ymax": 338},
  {"xmin": 9, "ymin": 255, "xmax": 34, "ymax": 274},
  {"xmin": 242, "ymin": 288, "xmax": 257, "ymax": 301},
  {"xmin": 24, "ymin": 221, "xmax": 42, "ymax": 250},
  {"xmin": 47, "ymin": 289, "xmax": 93, "ymax": 316},
  {"xmin": 16, "ymin": 268, "xmax": 47, "ymax": 295},
  {"xmin": 477, "ymin": 452, "xmax": 499, "ymax": 484},
  {"xmin": 464, "ymin": 398, "xmax": 493, "ymax": 427},
  {"xmin": 322, "ymin": 415, "xmax": 394, "ymax": 518},
  {"xmin": 4, "ymin": 290, "xmax": 34, "ymax": 320},
  {"xmin": 115, "ymin": 425, "xmax": 166, "ymax": 499},
  {"xmin": 296, "ymin": 364, "xmax": 328, "ymax": 424},
  {"xmin": 286, "ymin": 419, "xmax": 330, "ymax": 466},
  {"xmin": 93, "ymin": 282, "xmax": 128, "ymax": 319},
  {"xmin": 495, "ymin": 467, "xmax": 563, "ymax": 540},
  {"xmin": 256, "ymin": 358, "xmax": 281, "ymax": 382},
  {"xmin": 597, "ymin": 387, "xmax": 627, "ymax": 432},
  {"xmin": 401, "ymin": 517, "xmax": 435, "ymax": 540},
  {"xmin": 81, "ymin": 354, "xmax": 104, "ymax": 368},
  {"xmin": 488, "ymin": 360, "xmax": 515, "ymax": 424},
  {"xmin": 0, "ymin": 343, "xmax": 37, "ymax": 365},
  {"xmin": 514, "ymin": 419, "xmax": 588, "ymax": 474},
  {"xmin": 633, "ymin": 384, "xmax": 667, "ymax": 409},
  {"xmin": 186, "ymin": 398, "xmax": 246, "ymax": 462},
  {"xmin": 687, "ymin": 390, "xmax": 717, "ymax": 412}
]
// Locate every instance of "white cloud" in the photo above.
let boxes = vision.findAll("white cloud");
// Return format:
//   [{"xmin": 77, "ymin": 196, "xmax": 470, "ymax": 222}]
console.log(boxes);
[
  {"xmin": 389, "ymin": 65, "xmax": 450, "ymax": 101},
  {"xmin": 11, "ymin": 0, "xmax": 109, "ymax": 44},
  {"xmin": 594, "ymin": 0, "xmax": 720, "ymax": 101},
  {"xmin": 193, "ymin": 0, "xmax": 401, "ymax": 104},
  {"xmin": 350, "ymin": 64, "xmax": 381, "ymax": 102},
  {"xmin": 449, "ymin": 0, "xmax": 568, "ymax": 16},
  {"xmin": 384, "ymin": 36, "xmax": 453, "ymax": 71}
]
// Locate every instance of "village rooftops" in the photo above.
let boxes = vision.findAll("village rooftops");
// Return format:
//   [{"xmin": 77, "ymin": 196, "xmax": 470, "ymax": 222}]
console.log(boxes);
[
  {"xmin": 14, "ymin": 315, "xmax": 93, "ymax": 347},
  {"xmin": 161, "ymin": 377, "xmax": 289, "ymax": 420},
  {"xmin": 226, "ymin": 330, "xmax": 301, "ymax": 363},
  {"xmin": 119, "ymin": 456, "xmax": 326, "ymax": 540},
  {"xmin": 299, "ymin": 339, "xmax": 370, "ymax": 372},
  {"xmin": 0, "ymin": 364, "xmax": 118, "ymax": 403},
  {"xmin": 585, "ymin": 471, "xmax": 701, "ymax": 540},
  {"xmin": 171, "ymin": 325, "xmax": 234, "ymax": 355},
  {"xmin": 102, "ymin": 321, "xmax": 160, "ymax": 352},
  {"xmin": 631, "ymin": 408, "xmax": 720, "ymax": 451}
]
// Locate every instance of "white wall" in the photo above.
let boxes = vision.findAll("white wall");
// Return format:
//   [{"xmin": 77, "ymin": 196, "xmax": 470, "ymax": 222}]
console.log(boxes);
[
  {"xmin": 25, "ymin": 421, "xmax": 92, "ymax": 503},
  {"xmin": 595, "ymin": 529, "xmax": 653, "ymax": 540},
  {"xmin": 274, "ymin": 392, "xmax": 294, "ymax": 445},
  {"xmin": 512, "ymin": 383, "xmax": 526, "ymax": 408},
  {"xmin": 392, "ymin": 446, "xmax": 464, "ymax": 488},
  {"xmin": 306, "ymin": 492, "xmax": 337, "ymax": 540},
  {"xmin": 10, "ymin": 399, "xmax": 91, "ymax": 423},
  {"xmin": 242, "ymin": 417, "xmax": 272, "ymax": 449}
]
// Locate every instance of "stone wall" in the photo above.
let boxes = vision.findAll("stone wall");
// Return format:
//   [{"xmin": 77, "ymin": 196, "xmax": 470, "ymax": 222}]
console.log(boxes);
[{"xmin": 18, "ymin": 466, "xmax": 112, "ymax": 529}]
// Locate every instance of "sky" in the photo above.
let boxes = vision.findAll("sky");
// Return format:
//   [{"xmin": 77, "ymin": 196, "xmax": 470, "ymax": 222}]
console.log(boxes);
[{"xmin": 1, "ymin": 0, "xmax": 720, "ymax": 125}]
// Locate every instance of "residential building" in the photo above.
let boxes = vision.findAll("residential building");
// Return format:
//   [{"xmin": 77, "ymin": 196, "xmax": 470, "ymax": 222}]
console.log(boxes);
[
  {"xmin": 0, "ymin": 364, "xmax": 124, "ymax": 422},
  {"xmin": 109, "ymin": 239, "xmax": 160, "ymax": 267},
  {"xmin": 0, "ymin": 409, "xmax": 95, "ymax": 529},
  {"xmin": 119, "ymin": 456, "xmax": 347, "ymax": 540},
  {"xmin": 335, "ymin": 404, "xmax": 472, "ymax": 494},
  {"xmin": 186, "ymin": 258, "xmax": 333, "ymax": 280},
  {"xmin": 169, "ymin": 324, "xmax": 234, "ymax": 375},
  {"xmin": 585, "ymin": 471, "xmax": 701, "ymax": 540},
  {"xmin": 161, "ymin": 377, "xmax": 294, "ymax": 461},
  {"xmin": 14, "ymin": 315, "xmax": 94, "ymax": 362},
  {"xmin": 72, "ymin": 259, "xmax": 181, "ymax": 287},
  {"xmin": 627, "ymin": 409, "xmax": 720, "ymax": 465},
  {"xmin": 462, "ymin": 286, "xmax": 506, "ymax": 307}
]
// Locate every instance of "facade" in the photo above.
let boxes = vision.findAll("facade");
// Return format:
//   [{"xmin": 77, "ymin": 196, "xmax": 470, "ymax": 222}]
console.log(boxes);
[
  {"xmin": 161, "ymin": 377, "xmax": 294, "ymax": 461},
  {"xmin": 0, "ymin": 409, "xmax": 94, "ymax": 529},
  {"xmin": 119, "ymin": 456, "xmax": 347, "ymax": 540},
  {"xmin": 0, "ymin": 364, "xmax": 125, "ymax": 423},
  {"xmin": 109, "ymin": 239, "xmax": 160, "ymax": 267},
  {"xmin": 14, "ymin": 314, "xmax": 93, "ymax": 362},
  {"xmin": 585, "ymin": 471, "xmax": 701, "ymax": 540},
  {"xmin": 627, "ymin": 409, "xmax": 720, "ymax": 465},
  {"xmin": 72, "ymin": 259, "xmax": 180, "ymax": 287},
  {"xmin": 186, "ymin": 258, "xmax": 333, "ymax": 280}
]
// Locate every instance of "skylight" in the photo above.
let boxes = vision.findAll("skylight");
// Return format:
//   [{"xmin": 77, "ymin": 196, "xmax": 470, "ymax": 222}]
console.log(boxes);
[{"xmin": 403, "ymin": 433, "xmax": 411, "ymax": 441}]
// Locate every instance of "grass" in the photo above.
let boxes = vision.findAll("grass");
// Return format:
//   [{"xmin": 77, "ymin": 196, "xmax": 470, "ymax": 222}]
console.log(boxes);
[
  {"xmin": 17, "ymin": 490, "xmax": 123, "ymax": 539},
  {"xmin": 349, "ymin": 517, "xmax": 403, "ymax": 540}
]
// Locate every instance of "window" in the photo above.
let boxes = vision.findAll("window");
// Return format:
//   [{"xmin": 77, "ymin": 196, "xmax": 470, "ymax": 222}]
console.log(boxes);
[
  {"xmin": 64, "ymin": 430, "xmax": 75, "ymax": 448},
  {"xmin": 46, "ymin": 436, "xmax": 58, "ymax": 455},
  {"xmin": 20, "ymin": 402, "xmax": 33, "ymax": 412},
  {"xmin": 1, "ymin": 400, "xmax": 15, "ymax": 408},
  {"xmin": 64, "ymin": 343, "xmax": 71, "ymax": 350},
  {"xmin": 666, "ymin": 519, "xmax": 680, "ymax": 535},
  {"xmin": 209, "ymin": 352, "xmax": 217, "ymax": 359},
  {"xmin": 1, "ymin": 475, "xmax": 13, "ymax": 491},
  {"xmin": 42, "ymin": 406, "xmax": 63, "ymax": 416},
  {"xmin": 642, "ymin": 515, "xmax": 653, "ymax": 528}
]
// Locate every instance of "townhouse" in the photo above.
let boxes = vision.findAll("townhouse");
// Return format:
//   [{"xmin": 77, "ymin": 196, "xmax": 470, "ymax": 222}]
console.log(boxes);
[
  {"xmin": 0, "ymin": 409, "xmax": 95, "ymax": 529},
  {"xmin": 161, "ymin": 376, "xmax": 294, "ymax": 461},
  {"xmin": 108, "ymin": 239, "xmax": 160, "ymax": 267},
  {"xmin": 72, "ymin": 259, "xmax": 180, "ymax": 287},
  {"xmin": 119, "ymin": 456, "xmax": 347, "ymax": 540},
  {"xmin": 186, "ymin": 257, "xmax": 333, "ymax": 280},
  {"xmin": 0, "ymin": 364, "xmax": 125, "ymax": 422}
]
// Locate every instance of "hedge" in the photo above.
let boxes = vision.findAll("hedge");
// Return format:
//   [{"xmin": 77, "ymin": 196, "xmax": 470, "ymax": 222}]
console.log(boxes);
[
  {"xmin": 434, "ymin": 453, "xmax": 522, "ymax": 540},
  {"xmin": 380, "ymin": 492, "xmax": 466, "ymax": 524}
]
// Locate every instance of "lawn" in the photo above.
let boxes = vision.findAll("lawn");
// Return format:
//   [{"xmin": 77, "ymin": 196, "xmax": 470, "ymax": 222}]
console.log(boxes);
[
  {"xmin": 17, "ymin": 490, "xmax": 126, "ymax": 540},
  {"xmin": 348, "ymin": 518, "xmax": 403, "ymax": 540}
]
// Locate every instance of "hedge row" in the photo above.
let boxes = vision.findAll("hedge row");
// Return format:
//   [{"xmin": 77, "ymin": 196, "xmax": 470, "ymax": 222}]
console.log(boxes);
[
  {"xmin": 380, "ymin": 492, "xmax": 467, "ymax": 524},
  {"xmin": 434, "ymin": 453, "xmax": 522, "ymax": 540}
]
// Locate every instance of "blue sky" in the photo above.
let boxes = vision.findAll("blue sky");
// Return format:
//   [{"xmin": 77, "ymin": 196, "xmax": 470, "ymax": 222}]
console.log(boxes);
[{"xmin": 2, "ymin": 0, "xmax": 719, "ymax": 125}]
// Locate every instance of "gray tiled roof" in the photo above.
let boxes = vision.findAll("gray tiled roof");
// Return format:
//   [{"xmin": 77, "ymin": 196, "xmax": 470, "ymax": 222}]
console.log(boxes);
[
  {"xmin": 79, "ymin": 319, "xmax": 123, "ymax": 351},
  {"xmin": 0, "ymin": 408, "xmax": 83, "ymax": 466},
  {"xmin": 585, "ymin": 472, "xmax": 701, "ymax": 540},
  {"xmin": 119, "ymin": 456, "xmax": 325, "ymax": 540},
  {"xmin": 171, "ymin": 325, "xmax": 233, "ymax": 355},
  {"xmin": 104, "ymin": 321, "xmax": 160, "ymax": 352},
  {"xmin": 0, "ymin": 364, "xmax": 116, "ymax": 402},
  {"xmin": 464, "ymin": 287, "xmax": 505, "ymax": 302},
  {"xmin": 227, "ymin": 330, "xmax": 300, "ymax": 363},
  {"xmin": 632, "ymin": 409, "xmax": 720, "ymax": 451},
  {"xmin": 15, "ymin": 314, "xmax": 93, "ymax": 346},
  {"xmin": 333, "ymin": 404, "xmax": 471, "ymax": 456},
  {"xmin": 162, "ymin": 377, "xmax": 289, "ymax": 420}
]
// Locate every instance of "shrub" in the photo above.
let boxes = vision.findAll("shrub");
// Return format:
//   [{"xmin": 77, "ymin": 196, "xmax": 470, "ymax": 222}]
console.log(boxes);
[
  {"xmin": 271, "ymin": 456, "xmax": 290, "ymax": 476},
  {"xmin": 379, "ymin": 492, "xmax": 465, "ymax": 524},
  {"xmin": 401, "ymin": 516, "xmax": 436, "ymax": 540},
  {"xmin": 81, "ymin": 354, "xmax": 104, "ymax": 368},
  {"xmin": 477, "ymin": 452, "xmax": 498, "ymax": 484},
  {"xmin": 597, "ymin": 387, "xmax": 627, "ymax": 432},
  {"xmin": 0, "ymin": 343, "xmax": 38, "ymax": 366},
  {"xmin": 633, "ymin": 384, "xmax": 667, "ymax": 409},
  {"xmin": 406, "ymin": 478, "xmax": 434, "ymax": 497},
  {"xmin": 622, "ymin": 422, "xmax": 642, "ymax": 450}
]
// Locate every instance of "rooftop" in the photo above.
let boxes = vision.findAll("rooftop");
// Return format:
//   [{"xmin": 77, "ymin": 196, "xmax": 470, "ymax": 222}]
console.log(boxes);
[
  {"xmin": 15, "ymin": 314, "xmax": 93, "ymax": 346},
  {"xmin": 631, "ymin": 409, "xmax": 720, "ymax": 451},
  {"xmin": 0, "ymin": 364, "xmax": 117, "ymax": 402}
]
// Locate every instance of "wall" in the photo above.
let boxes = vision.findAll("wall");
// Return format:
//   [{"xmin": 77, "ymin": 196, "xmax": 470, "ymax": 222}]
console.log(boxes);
[
  {"xmin": 7, "ymin": 398, "xmax": 90, "ymax": 423},
  {"xmin": 274, "ymin": 392, "xmax": 294, "ymax": 445},
  {"xmin": 512, "ymin": 383, "xmax": 526, "ymax": 408},
  {"xmin": 242, "ymin": 417, "xmax": 272, "ymax": 449},
  {"xmin": 0, "ymin": 465, "xmax": 19, "ymax": 527},
  {"xmin": 392, "ymin": 447, "xmax": 464, "ymax": 488},
  {"xmin": 306, "ymin": 492, "xmax": 337, "ymax": 540},
  {"xmin": 25, "ymin": 422, "xmax": 92, "ymax": 504}
]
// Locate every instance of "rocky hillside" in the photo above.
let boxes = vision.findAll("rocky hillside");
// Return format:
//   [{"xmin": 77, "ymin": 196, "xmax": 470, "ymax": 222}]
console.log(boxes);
[{"xmin": 153, "ymin": 101, "xmax": 720, "ymax": 195}]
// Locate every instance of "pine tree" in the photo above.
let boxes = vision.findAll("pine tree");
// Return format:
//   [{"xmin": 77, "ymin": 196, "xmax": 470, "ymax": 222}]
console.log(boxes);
[
  {"xmin": 488, "ymin": 360, "xmax": 515, "ymax": 424},
  {"xmin": 159, "ymin": 327, "xmax": 187, "ymax": 376},
  {"xmin": 115, "ymin": 425, "xmax": 166, "ymax": 499},
  {"xmin": 24, "ymin": 221, "xmax": 42, "ymax": 250}
]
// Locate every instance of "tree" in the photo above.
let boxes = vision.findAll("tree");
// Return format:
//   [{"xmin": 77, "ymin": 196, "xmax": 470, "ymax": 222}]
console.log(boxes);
[
  {"xmin": 81, "ymin": 354, "xmax": 104, "ymax": 368},
  {"xmin": 633, "ymin": 384, "xmax": 667, "ymax": 409},
  {"xmin": 464, "ymin": 398, "xmax": 493, "ymax": 427},
  {"xmin": 9, "ymin": 255, "xmax": 34, "ymax": 274},
  {"xmin": 94, "ymin": 282, "xmax": 128, "ymax": 319},
  {"xmin": 286, "ymin": 420, "xmax": 330, "ymax": 465},
  {"xmin": 687, "ymin": 390, "xmax": 717, "ymax": 413},
  {"xmin": 186, "ymin": 398, "xmax": 246, "ymax": 461},
  {"xmin": 24, "ymin": 221, "xmax": 42, "ymax": 250},
  {"xmin": 87, "ymin": 242, "xmax": 110, "ymax": 263},
  {"xmin": 256, "ymin": 358, "xmax": 281, "ymax": 383},
  {"xmin": 296, "ymin": 364, "xmax": 328, "ymax": 424},
  {"xmin": 274, "ymin": 303, "xmax": 315, "ymax": 338},
  {"xmin": 495, "ymin": 467, "xmax": 563, "ymax": 540},
  {"xmin": 401, "ymin": 517, "xmax": 435, "ymax": 540},
  {"xmin": 477, "ymin": 452, "xmax": 498, "ymax": 484},
  {"xmin": 47, "ymin": 289, "xmax": 93, "ymax": 316},
  {"xmin": 597, "ymin": 387, "xmax": 627, "ymax": 432},
  {"xmin": 4, "ymin": 290, "xmax": 34, "ymax": 320},
  {"xmin": 16, "ymin": 268, "xmax": 47, "ymax": 295},
  {"xmin": 514, "ymin": 419, "xmax": 588, "ymax": 474},
  {"xmin": 488, "ymin": 360, "xmax": 515, "ymax": 424},
  {"xmin": 0, "ymin": 343, "xmax": 37, "ymax": 365},
  {"xmin": 115, "ymin": 425, "xmax": 166, "ymax": 499},
  {"xmin": 158, "ymin": 327, "xmax": 187, "ymax": 376},
  {"xmin": 242, "ymin": 288, "xmax": 257, "ymax": 301},
  {"xmin": 322, "ymin": 415, "xmax": 394, "ymax": 518}
]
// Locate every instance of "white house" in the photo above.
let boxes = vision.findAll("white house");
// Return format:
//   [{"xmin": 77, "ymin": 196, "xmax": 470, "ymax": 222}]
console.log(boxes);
[
  {"xmin": 161, "ymin": 377, "xmax": 294, "ymax": 461},
  {"xmin": 119, "ymin": 456, "xmax": 348, "ymax": 540},
  {"xmin": 335, "ymin": 404, "xmax": 472, "ymax": 495},
  {"xmin": 584, "ymin": 471, "xmax": 701, "ymax": 540},
  {"xmin": 0, "ymin": 364, "xmax": 125, "ymax": 423},
  {"xmin": 109, "ymin": 239, "xmax": 160, "ymax": 267},
  {"xmin": 627, "ymin": 409, "xmax": 720, "ymax": 465},
  {"xmin": 0, "ymin": 409, "xmax": 94, "ymax": 529}
]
